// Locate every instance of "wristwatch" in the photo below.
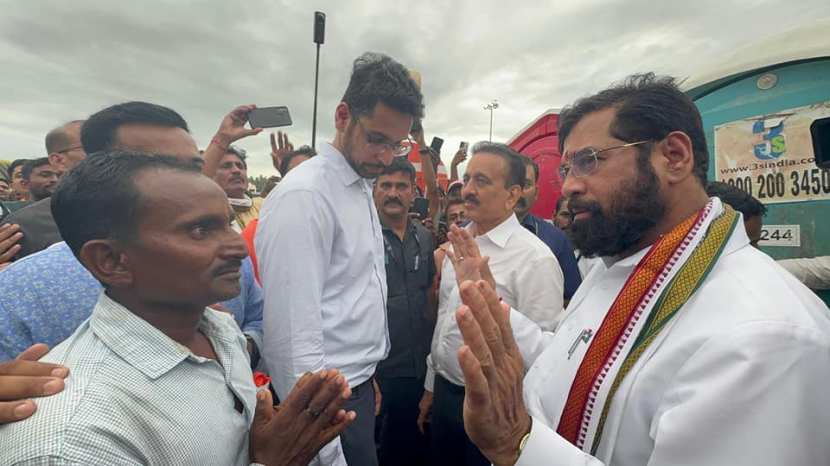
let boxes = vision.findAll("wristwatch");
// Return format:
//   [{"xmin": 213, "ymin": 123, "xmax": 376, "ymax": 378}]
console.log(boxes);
[{"xmin": 516, "ymin": 417, "xmax": 533, "ymax": 459}]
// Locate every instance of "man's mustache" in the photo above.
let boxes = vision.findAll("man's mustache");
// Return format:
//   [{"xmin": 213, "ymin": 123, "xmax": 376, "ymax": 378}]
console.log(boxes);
[
  {"xmin": 568, "ymin": 196, "xmax": 602, "ymax": 216},
  {"xmin": 384, "ymin": 198, "xmax": 404, "ymax": 207},
  {"xmin": 464, "ymin": 195, "xmax": 480, "ymax": 206}
]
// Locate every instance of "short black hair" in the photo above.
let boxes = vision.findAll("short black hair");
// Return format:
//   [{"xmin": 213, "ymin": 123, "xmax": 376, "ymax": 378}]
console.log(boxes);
[
  {"xmin": 279, "ymin": 146, "xmax": 317, "ymax": 175},
  {"xmin": 45, "ymin": 120, "xmax": 85, "ymax": 154},
  {"xmin": 559, "ymin": 73, "xmax": 709, "ymax": 185},
  {"xmin": 470, "ymin": 141, "xmax": 526, "ymax": 189},
  {"xmin": 81, "ymin": 102, "xmax": 190, "ymax": 154},
  {"xmin": 225, "ymin": 145, "xmax": 247, "ymax": 169},
  {"xmin": 706, "ymin": 181, "xmax": 767, "ymax": 218},
  {"xmin": 52, "ymin": 151, "xmax": 201, "ymax": 259},
  {"xmin": 378, "ymin": 157, "xmax": 416, "ymax": 183},
  {"xmin": 8, "ymin": 159, "xmax": 29, "ymax": 178},
  {"xmin": 21, "ymin": 158, "xmax": 51, "ymax": 180},
  {"xmin": 342, "ymin": 52, "xmax": 424, "ymax": 120},
  {"xmin": 519, "ymin": 155, "xmax": 540, "ymax": 182}
]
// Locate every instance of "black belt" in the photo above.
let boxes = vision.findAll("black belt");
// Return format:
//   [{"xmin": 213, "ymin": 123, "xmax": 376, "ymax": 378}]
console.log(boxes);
[{"xmin": 435, "ymin": 374, "xmax": 465, "ymax": 395}]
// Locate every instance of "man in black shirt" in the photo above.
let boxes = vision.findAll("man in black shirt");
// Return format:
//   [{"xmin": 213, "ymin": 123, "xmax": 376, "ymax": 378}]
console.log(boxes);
[{"xmin": 372, "ymin": 157, "xmax": 436, "ymax": 466}]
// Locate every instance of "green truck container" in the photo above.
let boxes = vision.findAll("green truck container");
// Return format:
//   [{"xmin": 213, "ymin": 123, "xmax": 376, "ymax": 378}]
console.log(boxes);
[{"xmin": 684, "ymin": 20, "xmax": 830, "ymax": 304}]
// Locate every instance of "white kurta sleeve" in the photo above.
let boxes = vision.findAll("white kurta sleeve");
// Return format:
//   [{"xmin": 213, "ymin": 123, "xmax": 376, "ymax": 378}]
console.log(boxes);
[
  {"xmin": 516, "ymin": 417, "xmax": 604, "ymax": 466},
  {"xmin": 256, "ymin": 189, "xmax": 346, "ymax": 466},
  {"xmin": 510, "ymin": 309, "xmax": 556, "ymax": 370}
]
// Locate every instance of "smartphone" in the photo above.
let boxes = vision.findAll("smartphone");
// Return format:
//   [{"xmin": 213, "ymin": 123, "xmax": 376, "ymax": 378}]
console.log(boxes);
[
  {"xmin": 459, "ymin": 141, "xmax": 468, "ymax": 154},
  {"xmin": 410, "ymin": 197, "xmax": 429, "ymax": 219},
  {"xmin": 248, "ymin": 106, "xmax": 292, "ymax": 129},
  {"xmin": 430, "ymin": 137, "xmax": 444, "ymax": 154}
]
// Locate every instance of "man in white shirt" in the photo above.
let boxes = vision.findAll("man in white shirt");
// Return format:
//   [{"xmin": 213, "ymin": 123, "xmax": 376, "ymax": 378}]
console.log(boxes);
[
  {"xmin": 451, "ymin": 74, "xmax": 830, "ymax": 466},
  {"xmin": 256, "ymin": 52, "xmax": 424, "ymax": 466},
  {"xmin": 421, "ymin": 142, "xmax": 563, "ymax": 466}
]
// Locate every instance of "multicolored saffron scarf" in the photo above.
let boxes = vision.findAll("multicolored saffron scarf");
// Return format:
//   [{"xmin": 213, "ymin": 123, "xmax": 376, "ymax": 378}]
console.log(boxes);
[{"xmin": 555, "ymin": 199, "xmax": 739, "ymax": 452}]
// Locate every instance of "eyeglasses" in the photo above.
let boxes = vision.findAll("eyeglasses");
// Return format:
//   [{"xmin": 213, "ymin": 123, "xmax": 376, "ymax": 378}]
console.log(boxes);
[
  {"xmin": 56, "ymin": 145, "xmax": 84, "ymax": 154},
  {"xmin": 559, "ymin": 140, "xmax": 650, "ymax": 180},
  {"xmin": 356, "ymin": 119, "xmax": 413, "ymax": 157}
]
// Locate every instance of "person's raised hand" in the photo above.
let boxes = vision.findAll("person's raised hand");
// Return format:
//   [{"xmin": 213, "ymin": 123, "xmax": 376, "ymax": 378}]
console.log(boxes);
[
  {"xmin": 411, "ymin": 120, "xmax": 427, "ymax": 147},
  {"xmin": 446, "ymin": 224, "xmax": 496, "ymax": 290},
  {"xmin": 249, "ymin": 369, "xmax": 356, "ymax": 466},
  {"xmin": 0, "ymin": 344, "xmax": 69, "ymax": 424},
  {"xmin": 0, "ymin": 223, "xmax": 23, "ymax": 265},
  {"xmin": 270, "ymin": 131, "xmax": 294, "ymax": 172},
  {"xmin": 456, "ymin": 280, "xmax": 530, "ymax": 466},
  {"xmin": 213, "ymin": 104, "xmax": 262, "ymax": 148},
  {"xmin": 451, "ymin": 148, "xmax": 468, "ymax": 168}
]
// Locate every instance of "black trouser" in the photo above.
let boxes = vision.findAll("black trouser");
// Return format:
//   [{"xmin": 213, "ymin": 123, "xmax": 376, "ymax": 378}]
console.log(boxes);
[
  {"xmin": 376, "ymin": 376, "xmax": 429, "ymax": 466},
  {"xmin": 430, "ymin": 375, "xmax": 489, "ymax": 466},
  {"xmin": 342, "ymin": 379, "xmax": 378, "ymax": 466}
]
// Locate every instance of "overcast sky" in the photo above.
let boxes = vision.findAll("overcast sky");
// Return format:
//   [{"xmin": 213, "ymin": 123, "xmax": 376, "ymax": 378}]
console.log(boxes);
[{"xmin": 1, "ymin": 0, "xmax": 828, "ymax": 176}]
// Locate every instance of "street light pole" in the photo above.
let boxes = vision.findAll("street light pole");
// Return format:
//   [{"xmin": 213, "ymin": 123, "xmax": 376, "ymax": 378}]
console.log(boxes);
[
  {"xmin": 312, "ymin": 12, "xmax": 326, "ymax": 149},
  {"xmin": 484, "ymin": 100, "xmax": 499, "ymax": 141},
  {"xmin": 312, "ymin": 42, "xmax": 321, "ymax": 149}
]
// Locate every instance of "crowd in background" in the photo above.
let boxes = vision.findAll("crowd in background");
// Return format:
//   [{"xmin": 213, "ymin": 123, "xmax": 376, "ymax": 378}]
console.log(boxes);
[{"xmin": 0, "ymin": 51, "xmax": 828, "ymax": 466}]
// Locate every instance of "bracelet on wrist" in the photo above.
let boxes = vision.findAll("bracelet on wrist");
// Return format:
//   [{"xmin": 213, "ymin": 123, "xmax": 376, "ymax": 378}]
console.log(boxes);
[{"xmin": 211, "ymin": 136, "xmax": 229, "ymax": 152}]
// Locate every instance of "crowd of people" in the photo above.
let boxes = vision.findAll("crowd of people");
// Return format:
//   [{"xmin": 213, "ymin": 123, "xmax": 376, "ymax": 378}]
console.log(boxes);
[{"xmin": 0, "ymin": 51, "xmax": 828, "ymax": 466}]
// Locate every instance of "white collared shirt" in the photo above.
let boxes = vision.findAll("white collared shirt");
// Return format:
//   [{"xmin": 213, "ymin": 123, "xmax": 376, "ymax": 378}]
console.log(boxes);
[
  {"xmin": 256, "ymin": 142, "xmax": 389, "ymax": 466},
  {"xmin": 426, "ymin": 213, "xmax": 563, "ymax": 390},
  {"xmin": 511, "ymin": 220, "xmax": 830, "ymax": 465}
]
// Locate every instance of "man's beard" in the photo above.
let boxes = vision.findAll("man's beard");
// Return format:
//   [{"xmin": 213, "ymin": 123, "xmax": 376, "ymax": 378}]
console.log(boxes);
[
  {"xmin": 343, "ymin": 123, "xmax": 386, "ymax": 179},
  {"xmin": 567, "ymin": 157, "xmax": 666, "ymax": 258}
]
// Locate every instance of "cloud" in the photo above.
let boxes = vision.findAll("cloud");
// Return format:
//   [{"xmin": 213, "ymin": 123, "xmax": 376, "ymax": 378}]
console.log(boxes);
[{"xmin": 1, "ymin": 0, "xmax": 828, "ymax": 177}]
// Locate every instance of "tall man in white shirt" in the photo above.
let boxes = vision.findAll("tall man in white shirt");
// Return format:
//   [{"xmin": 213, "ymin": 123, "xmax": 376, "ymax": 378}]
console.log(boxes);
[
  {"xmin": 421, "ymin": 142, "xmax": 564, "ymax": 466},
  {"xmin": 256, "ymin": 52, "xmax": 424, "ymax": 466},
  {"xmin": 451, "ymin": 74, "xmax": 830, "ymax": 466}
]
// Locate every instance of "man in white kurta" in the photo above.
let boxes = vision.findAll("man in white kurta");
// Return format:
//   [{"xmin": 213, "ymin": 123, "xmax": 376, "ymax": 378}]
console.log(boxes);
[
  {"xmin": 512, "ymin": 200, "xmax": 830, "ymax": 465},
  {"xmin": 452, "ymin": 74, "xmax": 830, "ymax": 466}
]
